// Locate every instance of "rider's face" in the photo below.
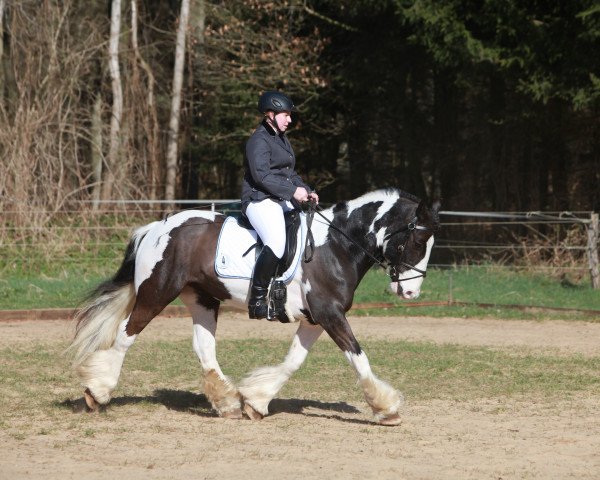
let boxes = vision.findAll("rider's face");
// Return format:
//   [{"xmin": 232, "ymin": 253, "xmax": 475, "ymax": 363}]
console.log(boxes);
[{"xmin": 271, "ymin": 111, "xmax": 292, "ymax": 131}]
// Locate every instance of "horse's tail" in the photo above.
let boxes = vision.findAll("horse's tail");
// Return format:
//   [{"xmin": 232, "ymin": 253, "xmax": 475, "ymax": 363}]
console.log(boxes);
[{"xmin": 68, "ymin": 223, "xmax": 155, "ymax": 367}]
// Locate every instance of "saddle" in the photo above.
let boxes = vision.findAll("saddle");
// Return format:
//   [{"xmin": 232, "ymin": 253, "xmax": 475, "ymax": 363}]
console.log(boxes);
[
  {"xmin": 215, "ymin": 209, "xmax": 312, "ymax": 323},
  {"xmin": 215, "ymin": 208, "xmax": 308, "ymax": 283},
  {"xmin": 237, "ymin": 209, "xmax": 302, "ymax": 274}
]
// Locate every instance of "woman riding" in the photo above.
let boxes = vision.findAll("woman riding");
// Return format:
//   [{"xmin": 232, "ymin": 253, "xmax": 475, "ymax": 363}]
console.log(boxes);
[{"xmin": 241, "ymin": 90, "xmax": 319, "ymax": 320}]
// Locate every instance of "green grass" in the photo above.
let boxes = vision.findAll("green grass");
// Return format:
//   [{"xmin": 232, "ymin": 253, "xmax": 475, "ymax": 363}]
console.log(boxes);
[
  {"xmin": 353, "ymin": 267, "xmax": 600, "ymax": 320},
  {"xmin": 1, "ymin": 338, "xmax": 599, "ymax": 425},
  {"xmin": 0, "ymin": 271, "xmax": 108, "ymax": 310},
  {"xmin": 1, "ymin": 265, "xmax": 599, "ymax": 320}
]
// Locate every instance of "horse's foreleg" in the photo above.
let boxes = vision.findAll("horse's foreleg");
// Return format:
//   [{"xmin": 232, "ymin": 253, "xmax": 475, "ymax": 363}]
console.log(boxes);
[
  {"xmin": 321, "ymin": 316, "xmax": 404, "ymax": 426},
  {"xmin": 239, "ymin": 319, "xmax": 323, "ymax": 418},
  {"xmin": 345, "ymin": 350, "xmax": 404, "ymax": 425},
  {"xmin": 181, "ymin": 290, "xmax": 242, "ymax": 419}
]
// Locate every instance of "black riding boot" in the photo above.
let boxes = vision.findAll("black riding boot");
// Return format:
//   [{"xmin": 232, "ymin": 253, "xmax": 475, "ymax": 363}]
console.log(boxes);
[{"xmin": 248, "ymin": 245, "xmax": 280, "ymax": 319}]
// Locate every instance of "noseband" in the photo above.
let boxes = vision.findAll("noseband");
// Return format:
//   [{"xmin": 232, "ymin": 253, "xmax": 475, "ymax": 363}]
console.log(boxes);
[
  {"xmin": 383, "ymin": 218, "xmax": 430, "ymax": 283},
  {"xmin": 306, "ymin": 203, "xmax": 431, "ymax": 283}
]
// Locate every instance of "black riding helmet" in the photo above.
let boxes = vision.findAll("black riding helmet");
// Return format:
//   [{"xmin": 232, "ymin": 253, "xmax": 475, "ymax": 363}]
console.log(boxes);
[{"xmin": 257, "ymin": 90, "xmax": 297, "ymax": 114}]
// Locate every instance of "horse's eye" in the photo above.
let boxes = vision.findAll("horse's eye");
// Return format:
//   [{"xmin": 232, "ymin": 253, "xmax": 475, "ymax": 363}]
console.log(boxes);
[{"xmin": 414, "ymin": 233, "xmax": 430, "ymax": 246}]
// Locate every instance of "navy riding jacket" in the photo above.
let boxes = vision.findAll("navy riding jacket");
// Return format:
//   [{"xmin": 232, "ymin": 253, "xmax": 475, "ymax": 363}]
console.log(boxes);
[{"xmin": 241, "ymin": 120, "xmax": 311, "ymax": 213}]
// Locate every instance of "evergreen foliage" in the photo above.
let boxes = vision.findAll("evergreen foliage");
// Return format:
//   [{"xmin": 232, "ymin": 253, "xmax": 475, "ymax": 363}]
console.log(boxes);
[{"xmin": 0, "ymin": 0, "xmax": 597, "ymax": 215}]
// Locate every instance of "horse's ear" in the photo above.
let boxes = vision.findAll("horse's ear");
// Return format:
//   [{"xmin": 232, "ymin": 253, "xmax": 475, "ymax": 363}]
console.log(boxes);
[{"xmin": 415, "ymin": 200, "xmax": 428, "ymax": 218}]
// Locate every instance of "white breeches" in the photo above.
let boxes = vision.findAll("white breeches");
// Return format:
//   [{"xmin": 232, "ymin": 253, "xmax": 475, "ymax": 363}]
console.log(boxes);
[{"xmin": 245, "ymin": 198, "xmax": 294, "ymax": 259}]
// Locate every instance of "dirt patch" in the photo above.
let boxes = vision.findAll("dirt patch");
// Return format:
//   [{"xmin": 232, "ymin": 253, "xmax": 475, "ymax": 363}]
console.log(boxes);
[
  {"xmin": 1, "ymin": 313, "xmax": 600, "ymax": 479},
  {"xmin": 4, "ymin": 312, "xmax": 600, "ymax": 356}
]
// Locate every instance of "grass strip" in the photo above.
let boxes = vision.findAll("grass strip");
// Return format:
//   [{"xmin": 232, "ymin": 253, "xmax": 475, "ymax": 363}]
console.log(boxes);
[
  {"xmin": 1, "ymin": 266, "xmax": 598, "ymax": 320},
  {"xmin": 1, "ymin": 338, "xmax": 599, "ymax": 424}
]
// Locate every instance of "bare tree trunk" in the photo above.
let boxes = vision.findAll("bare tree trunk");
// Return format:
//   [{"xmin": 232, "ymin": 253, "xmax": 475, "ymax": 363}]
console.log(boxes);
[
  {"xmin": 131, "ymin": 0, "xmax": 160, "ymax": 199},
  {"xmin": 181, "ymin": 0, "xmax": 205, "ymax": 199},
  {"xmin": 0, "ymin": 0, "xmax": 5, "ymax": 103},
  {"xmin": 91, "ymin": 94, "xmax": 103, "ymax": 210},
  {"xmin": 190, "ymin": 0, "xmax": 205, "ymax": 65},
  {"xmin": 101, "ymin": 0, "xmax": 123, "ymax": 201},
  {"xmin": 164, "ymin": 0, "xmax": 190, "ymax": 204}
]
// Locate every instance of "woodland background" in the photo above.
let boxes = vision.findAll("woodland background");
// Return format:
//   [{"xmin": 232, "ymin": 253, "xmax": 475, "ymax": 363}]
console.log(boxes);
[{"xmin": 0, "ymin": 0, "xmax": 599, "ymax": 224}]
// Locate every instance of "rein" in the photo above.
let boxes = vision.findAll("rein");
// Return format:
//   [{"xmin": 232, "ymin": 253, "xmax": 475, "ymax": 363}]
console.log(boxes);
[{"xmin": 304, "ymin": 201, "xmax": 429, "ymax": 282}]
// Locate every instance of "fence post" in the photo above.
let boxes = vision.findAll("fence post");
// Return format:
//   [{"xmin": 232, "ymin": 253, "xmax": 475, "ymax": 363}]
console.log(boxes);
[{"xmin": 587, "ymin": 212, "xmax": 599, "ymax": 289}]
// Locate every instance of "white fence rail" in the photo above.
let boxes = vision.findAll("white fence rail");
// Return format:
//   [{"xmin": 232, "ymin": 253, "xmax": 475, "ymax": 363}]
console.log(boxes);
[{"xmin": 2, "ymin": 200, "xmax": 598, "ymax": 288}]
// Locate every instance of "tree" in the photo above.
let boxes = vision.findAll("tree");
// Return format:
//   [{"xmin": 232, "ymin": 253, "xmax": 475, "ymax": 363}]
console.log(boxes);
[
  {"xmin": 0, "ymin": 0, "xmax": 5, "ymax": 102},
  {"xmin": 302, "ymin": 0, "xmax": 599, "ymax": 210},
  {"xmin": 0, "ymin": 0, "xmax": 105, "ymax": 231},
  {"xmin": 165, "ymin": 0, "xmax": 190, "ymax": 203},
  {"xmin": 130, "ymin": 0, "xmax": 160, "ymax": 200},
  {"xmin": 180, "ymin": 0, "xmax": 205, "ymax": 199},
  {"xmin": 101, "ymin": 0, "xmax": 124, "ymax": 201},
  {"xmin": 184, "ymin": 0, "xmax": 329, "ymax": 199}
]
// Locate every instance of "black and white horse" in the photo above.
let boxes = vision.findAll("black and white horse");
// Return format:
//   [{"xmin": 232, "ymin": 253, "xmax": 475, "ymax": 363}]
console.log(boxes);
[{"xmin": 70, "ymin": 189, "xmax": 440, "ymax": 425}]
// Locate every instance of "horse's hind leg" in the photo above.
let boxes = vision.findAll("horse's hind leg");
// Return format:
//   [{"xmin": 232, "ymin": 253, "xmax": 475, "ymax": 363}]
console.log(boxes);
[
  {"xmin": 79, "ymin": 313, "xmax": 139, "ymax": 410},
  {"xmin": 79, "ymin": 288, "xmax": 177, "ymax": 410},
  {"xmin": 238, "ymin": 319, "xmax": 323, "ymax": 418},
  {"xmin": 180, "ymin": 288, "xmax": 242, "ymax": 419}
]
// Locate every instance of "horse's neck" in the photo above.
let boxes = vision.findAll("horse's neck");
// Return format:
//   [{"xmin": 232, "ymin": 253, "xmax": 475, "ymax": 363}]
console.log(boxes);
[
  {"xmin": 320, "ymin": 206, "xmax": 383, "ymax": 278},
  {"xmin": 311, "ymin": 192, "xmax": 419, "ymax": 290},
  {"xmin": 323, "ymin": 195, "xmax": 415, "ymax": 276}
]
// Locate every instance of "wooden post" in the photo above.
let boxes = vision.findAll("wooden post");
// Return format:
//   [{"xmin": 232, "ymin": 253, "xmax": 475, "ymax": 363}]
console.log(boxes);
[{"xmin": 587, "ymin": 212, "xmax": 599, "ymax": 289}]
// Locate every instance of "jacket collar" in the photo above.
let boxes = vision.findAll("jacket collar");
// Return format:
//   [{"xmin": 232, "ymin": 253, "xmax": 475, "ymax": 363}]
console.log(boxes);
[
  {"xmin": 262, "ymin": 118, "xmax": 278, "ymax": 136},
  {"xmin": 261, "ymin": 119, "xmax": 293, "ymax": 154}
]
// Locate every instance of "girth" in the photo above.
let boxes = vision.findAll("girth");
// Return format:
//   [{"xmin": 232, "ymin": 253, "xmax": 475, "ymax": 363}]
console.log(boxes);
[{"xmin": 237, "ymin": 209, "xmax": 302, "ymax": 274}]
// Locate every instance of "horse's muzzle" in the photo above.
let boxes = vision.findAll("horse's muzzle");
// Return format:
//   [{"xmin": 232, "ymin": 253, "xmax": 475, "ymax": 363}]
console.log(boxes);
[{"xmin": 390, "ymin": 281, "xmax": 420, "ymax": 300}]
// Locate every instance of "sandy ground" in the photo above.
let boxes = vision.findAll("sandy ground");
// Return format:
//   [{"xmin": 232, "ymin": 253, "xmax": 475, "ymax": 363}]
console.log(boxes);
[
  {"xmin": 1, "ymin": 313, "xmax": 600, "ymax": 479},
  {"xmin": 4, "ymin": 312, "xmax": 600, "ymax": 355}
]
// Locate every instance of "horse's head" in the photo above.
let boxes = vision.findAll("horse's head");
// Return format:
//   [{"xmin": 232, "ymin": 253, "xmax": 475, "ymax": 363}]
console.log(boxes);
[{"xmin": 384, "ymin": 200, "xmax": 440, "ymax": 299}]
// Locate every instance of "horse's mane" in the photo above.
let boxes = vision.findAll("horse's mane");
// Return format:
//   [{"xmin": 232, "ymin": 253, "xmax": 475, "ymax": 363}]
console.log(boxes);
[
  {"xmin": 323, "ymin": 189, "xmax": 425, "ymax": 224},
  {"xmin": 345, "ymin": 188, "xmax": 421, "ymax": 206},
  {"xmin": 397, "ymin": 189, "xmax": 421, "ymax": 204}
]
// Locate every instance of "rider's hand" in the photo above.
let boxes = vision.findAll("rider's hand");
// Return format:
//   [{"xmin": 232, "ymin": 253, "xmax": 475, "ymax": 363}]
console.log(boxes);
[
  {"xmin": 308, "ymin": 192, "xmax": 319, "ymax": 204},
  {"xmin": 293, "ymin": 187, "xmax": 309, "ymax": 203}
]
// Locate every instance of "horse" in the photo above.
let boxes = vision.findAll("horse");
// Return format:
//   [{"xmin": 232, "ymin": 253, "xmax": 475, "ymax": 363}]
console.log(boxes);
[{"xmin": 69, "ymin": 188, "xmax": 440, "ymax": 426}]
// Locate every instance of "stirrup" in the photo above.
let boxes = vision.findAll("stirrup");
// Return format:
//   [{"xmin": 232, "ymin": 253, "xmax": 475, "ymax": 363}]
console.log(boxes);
[{"xmin": 268, "ymin": 281, "xmax": 290, "ymax": 323}]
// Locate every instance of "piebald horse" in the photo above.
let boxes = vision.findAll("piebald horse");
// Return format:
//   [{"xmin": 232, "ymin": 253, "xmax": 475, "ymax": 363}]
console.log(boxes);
[{"xmin": 70, "ymin": 189, "xmax": 440, "ymax": 425}]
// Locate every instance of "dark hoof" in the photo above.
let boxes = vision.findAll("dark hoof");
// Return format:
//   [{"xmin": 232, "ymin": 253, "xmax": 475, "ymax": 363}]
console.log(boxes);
[{"xmin": 243, "ymin": 403, "xmax": 264, "ymax": 420}]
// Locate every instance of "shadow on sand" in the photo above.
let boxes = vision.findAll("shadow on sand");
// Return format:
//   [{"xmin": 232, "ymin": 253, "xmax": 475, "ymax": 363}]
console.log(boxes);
[{"xmin": 58, "ymin": 389, "xmax": 373, "ymax": 424}]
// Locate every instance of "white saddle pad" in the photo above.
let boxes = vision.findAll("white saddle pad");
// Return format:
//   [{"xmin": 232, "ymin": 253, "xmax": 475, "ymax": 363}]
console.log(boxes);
[{"xmin": 215, "ymin": 214, "xmax": 306, "ymax": 283}]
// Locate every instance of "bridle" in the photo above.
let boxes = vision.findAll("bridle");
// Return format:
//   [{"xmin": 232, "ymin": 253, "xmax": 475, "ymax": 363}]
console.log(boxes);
[
  {"xmin": 383, "ymin": 219, "xmax": 430, "ymax": 282},
  {"xmin": 304, "ymin": 202, "xmax": 432, "ymax": 283}
]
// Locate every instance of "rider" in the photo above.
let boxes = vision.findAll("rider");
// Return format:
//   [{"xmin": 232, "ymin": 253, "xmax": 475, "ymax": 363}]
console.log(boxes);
[{"xmin": 241, "ymin": 90, "xmax": 319, "ymax": 319}]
